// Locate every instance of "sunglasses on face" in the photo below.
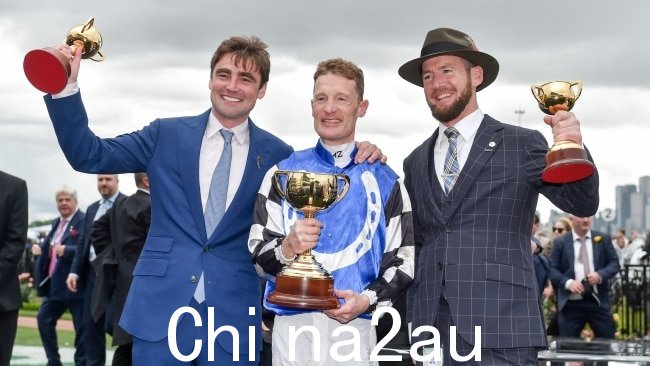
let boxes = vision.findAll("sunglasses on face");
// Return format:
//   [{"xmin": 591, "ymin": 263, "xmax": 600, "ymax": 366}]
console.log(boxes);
[{"xmin": 552, "ymin": 227, "xmax": 565, "ymax": 233}]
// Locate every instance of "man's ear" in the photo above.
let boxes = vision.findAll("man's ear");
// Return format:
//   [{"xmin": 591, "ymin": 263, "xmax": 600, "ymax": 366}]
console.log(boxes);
[
  {"xmin": 471, "ymin": 66, "xmax": 484, "ymax": 89},
  {"xmin": 357, "ymin": 100, "xmax": 369, "ymax": 117},
  {"xmin": 257, "ymin": 83, "xmax": 267, "ymax": 99}
]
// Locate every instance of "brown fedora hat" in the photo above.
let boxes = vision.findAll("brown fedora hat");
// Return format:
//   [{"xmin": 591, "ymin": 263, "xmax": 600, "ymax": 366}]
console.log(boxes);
[{"xmin": 398, "ymin": 28, "xmax": 499, "ymax": 91}]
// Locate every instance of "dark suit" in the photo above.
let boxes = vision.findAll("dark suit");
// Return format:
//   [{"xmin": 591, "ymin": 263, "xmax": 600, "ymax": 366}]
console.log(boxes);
[
  {"xmin": 91, "ymin": 189, "xmax": 151, "ymax": 366},
  {"xmin": 549, "ymin": 230, "xmax": 619, "ymax": 338},
  {"xmin": 71, "ymin": 192, "xmax": 125, "ymax": 366},
  {"xmin": 404, "ymin": 115, "xmax": 599, "ymax": 357},
  {"xmin": 0, "ymin": 171, "xmax": 28, "ymax": 366},
  {"xmin": 45, "ymin": 91, "xmax": 293, "ymax": 364},
  {"xmin": 35, "ymin": 210, "xmax": 86, "ymax": 366}
]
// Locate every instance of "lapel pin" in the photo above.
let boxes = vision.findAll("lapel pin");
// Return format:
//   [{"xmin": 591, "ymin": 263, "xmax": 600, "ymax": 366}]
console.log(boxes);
[
  {"xmin": 485, "ymin": 141, "xmax": 496, "ymax": 152},
  {"xmin": 256, "ymin": 155, "xmax": 264, "ymax": 169}
]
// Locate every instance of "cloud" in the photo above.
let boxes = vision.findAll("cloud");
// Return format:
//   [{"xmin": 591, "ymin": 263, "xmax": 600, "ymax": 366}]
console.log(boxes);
[{"xmin": 1, "ymin": 0, "xmax": 649, "ymax": 223}]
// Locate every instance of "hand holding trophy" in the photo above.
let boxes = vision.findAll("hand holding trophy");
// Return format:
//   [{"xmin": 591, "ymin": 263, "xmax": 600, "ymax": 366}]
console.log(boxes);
[
  {"xmin": 531, "ymin": 81, "xmax": 596, "ymax": 183},
  {"xmin": 24, "ymin": 17, "xmax": 104, "ymax": 94},
  {"xmin": 269, "ymin": 170, "xmax": 350, "ymax": 310}
]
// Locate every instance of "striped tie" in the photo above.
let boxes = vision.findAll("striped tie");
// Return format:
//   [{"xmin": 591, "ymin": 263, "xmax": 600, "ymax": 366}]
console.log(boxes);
[{"xmin": 442, "ymin": 127, "xmax": 460, "ymax": 194}]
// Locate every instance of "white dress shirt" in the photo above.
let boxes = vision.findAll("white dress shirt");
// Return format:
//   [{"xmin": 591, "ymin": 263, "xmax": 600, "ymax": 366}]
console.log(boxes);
[
  {"xmin": 571, "ymin": 230, "xmax": 595, "ymax": 283},
  {"xmin": 434, "ymin": 109, "xmax": 484, "ymax": 190},
  {"xmin": 199, "ymin": 112, "xmax": 249, "ymax": 213}
]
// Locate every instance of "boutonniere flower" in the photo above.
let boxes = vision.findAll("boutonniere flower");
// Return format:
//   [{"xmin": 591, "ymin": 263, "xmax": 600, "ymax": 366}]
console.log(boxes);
[
  {"xmin": 593, "ymin": 236, "xmax": 603, "ymax": 245},
  {"xmin": 69, "ymin": 227, "xmax": 79, "ymax": 237}
]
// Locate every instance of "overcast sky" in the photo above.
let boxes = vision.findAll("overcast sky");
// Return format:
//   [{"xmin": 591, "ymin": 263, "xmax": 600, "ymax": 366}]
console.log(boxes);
[{"xmin": 2, "ymin": 0, "xmax": 649, "ymax": 224}]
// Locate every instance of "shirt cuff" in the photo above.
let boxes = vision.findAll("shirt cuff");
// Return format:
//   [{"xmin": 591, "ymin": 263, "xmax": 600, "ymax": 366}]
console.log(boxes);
[
  {"xmin": 52, "ymin": 81, "xmax": 79, "ymax": 99},
  {"xmin": 565, "ymin": 279, "xmax": 574, "ymax": 289},
  {"xmin": 68, "ymin": 273, "xmax": 79, "ymax": 280},
  {"xmin": 274, "ymin": 240, "xmax": 296, "ymax": 265},
  {"xmin": 361, "ymin": 289, "xmax": 377, "ymax": 306}
]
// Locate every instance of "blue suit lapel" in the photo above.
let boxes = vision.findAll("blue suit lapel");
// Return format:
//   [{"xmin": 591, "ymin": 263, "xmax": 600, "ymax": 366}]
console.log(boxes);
[
  {"xmin": 208, "ymin": 119, "xmax": 272, "ymax": 242},
  {"xmin": 563, "ymin": 235, "xmax": 575, "ymax": 276},
  {"xmin": 178, "ymin": 110, "xmax": 211, "ymax": 241},
  {"xmin": 445, "ymin": 116, "xmax": 504, "ymax": 217},
  {"xmin": 61, "ymin": 211, "xmax": 82, "ymax": 244}
]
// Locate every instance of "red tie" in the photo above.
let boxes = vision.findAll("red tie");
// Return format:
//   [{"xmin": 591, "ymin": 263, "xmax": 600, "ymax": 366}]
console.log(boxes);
[{"xmin": 48, "ymin": 219, "xmax": 68, "ymax": 276}]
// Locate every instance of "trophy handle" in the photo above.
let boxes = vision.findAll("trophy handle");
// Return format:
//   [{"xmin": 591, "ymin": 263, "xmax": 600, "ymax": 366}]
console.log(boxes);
[
  {"xmin": 272, "ymin": 170, "xmax": 289, "ymax": 199},
  {"xmin": 531, "ymin": 84, "xmax": 544, "ymax": 104},
  {"xmin": 334, "ymin": 175, "xmax": 350, "ymax": 204},
  {"xmin": 570, "ymin": 81, "xmax": 583, "ymax": 101},
  {"xmin": 81, "ymin": 17, "xmax": 95, "ymax": 33}
]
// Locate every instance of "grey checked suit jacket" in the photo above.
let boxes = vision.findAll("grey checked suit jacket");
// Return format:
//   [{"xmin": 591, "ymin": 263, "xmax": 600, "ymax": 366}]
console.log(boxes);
[{"xmin": 404, "ymin": 115, "xmax": 599, "ymax": 349}]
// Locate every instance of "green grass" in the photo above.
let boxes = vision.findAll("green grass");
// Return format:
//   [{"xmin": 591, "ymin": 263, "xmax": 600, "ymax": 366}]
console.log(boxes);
[
  {"xmin": 15, "ymin": 324, "xmax": 116, "ymax": 349},
  {"xmin": 15, "ymin": 326, "xmax": 76, "ymax": 347}
]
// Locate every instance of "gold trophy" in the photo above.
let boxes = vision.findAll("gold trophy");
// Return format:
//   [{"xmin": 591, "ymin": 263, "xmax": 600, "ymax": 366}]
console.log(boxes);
[
  {"xmin": 269, "ymin": 170, "xmax": 350, "ymax": 310},
  {"xmin": 24, "ymin": 17, "xmax": 105, "ymax": 94},
  {"xmin": 531, "ymin": 80, "xmax": 595, "ymax": 183}
]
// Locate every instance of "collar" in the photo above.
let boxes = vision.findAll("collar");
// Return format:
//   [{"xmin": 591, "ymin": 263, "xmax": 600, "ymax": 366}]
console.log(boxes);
[
  {"xmin": 572, "ymin": 230, "xmax": 592, "ymax": 242},
  {"xmin": 138, "ymin": 188, "xmax": 150, "ymax": 194},
  {"xmin": 437, "ymin": 108, "xmax": 484, "ymax": 145},
  {"xmin": 60, "ymin": 209, "xmax": 78, "ymax": 222},
  {"xmin": 206, "ymin": 113, "xmax": 249, "ymax": 145},
  {"xmin": 314, "ymin": 140, "xmax": 358, "ymax": 168},
  {"xmin": 101, "ymin": 191, "xmax": 121, "ymax": 205}
]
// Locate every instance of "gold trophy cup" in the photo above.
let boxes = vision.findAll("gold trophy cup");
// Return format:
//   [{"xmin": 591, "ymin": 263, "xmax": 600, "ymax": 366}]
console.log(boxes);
[
  {"xmin": 24, "ymin": 17, "xmax": 105, "ymax": 94},
  {"xmin": 268, "ymin": 170, "xmax": 350, "ymax": 310},
  {"xmin": 531, "ymin": 80, "xmax": 595, "ymax": 183}
]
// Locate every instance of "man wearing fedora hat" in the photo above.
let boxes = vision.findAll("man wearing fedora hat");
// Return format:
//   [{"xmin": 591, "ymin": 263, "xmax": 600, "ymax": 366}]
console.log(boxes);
[{"xmin": 400, "ymin": 28, "xmax": 599, "ymax": 365}]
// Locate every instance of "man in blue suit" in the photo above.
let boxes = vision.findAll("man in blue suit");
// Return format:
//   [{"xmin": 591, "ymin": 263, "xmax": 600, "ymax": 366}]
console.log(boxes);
[
  {"xmin": 549, "ymin": 216, "xmax": 619, "ymax": 338},
  {"xmin": 67, "ymin": 174, "xmax": 123, "ymax": 366},
  {"xmin": 41, "ymin": 36, "xmax": 382, "ymax": 365},
  {"xmin": 34, "ymin": 186, "xmax": 86, "ymax": 366},
  {"xmin": 399, "ymin": 28, "xmax": 599, "ymax": 365}
]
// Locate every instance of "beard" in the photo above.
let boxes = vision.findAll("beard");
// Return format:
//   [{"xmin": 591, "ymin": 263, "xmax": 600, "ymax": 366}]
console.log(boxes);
[{"xmin": 427, "ymin": 78, "xmax": 473, "ymax": 123}]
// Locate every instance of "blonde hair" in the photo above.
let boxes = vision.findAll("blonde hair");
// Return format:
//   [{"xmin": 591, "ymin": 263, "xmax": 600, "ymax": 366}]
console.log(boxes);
[{"xmin": 55, "ymin": 185, "xmax": 78, "ymax": 202}]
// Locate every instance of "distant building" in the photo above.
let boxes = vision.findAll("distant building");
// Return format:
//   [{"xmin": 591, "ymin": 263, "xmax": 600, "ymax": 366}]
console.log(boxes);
[
  {"xmin": 628, "ymin": 192, "xmax": 646, "ymax": 233},
  {"xmin": 616, "ymin": 184, "xmax": 636, "ymax": 233}
]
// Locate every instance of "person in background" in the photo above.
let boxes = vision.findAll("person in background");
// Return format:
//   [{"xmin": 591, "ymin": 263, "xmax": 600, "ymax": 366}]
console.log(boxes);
[
  {"xmin": 532, "ymin": 213, "xmax": 550, "ymax": 299},
  {"xmin": 91, "ymin": 173, "xmax": 151, "ymax": 366},
  {"xmin": 549, "ymin": 215, "xmax": 619, "ymax": 338},
  {"xmin": 544, "ymin": 216, "xmax": 573, "ymax": 337},
  {"xmin": 0, "ymin": 170, "xmax": 28, "ymax": 366},
  {"xmin": 34, "ymin": 186, "xmax": 86, "ymax": 366},
  {"xmin": 66, "ymin": 174, "xmax": 123, "ymax": 366}
]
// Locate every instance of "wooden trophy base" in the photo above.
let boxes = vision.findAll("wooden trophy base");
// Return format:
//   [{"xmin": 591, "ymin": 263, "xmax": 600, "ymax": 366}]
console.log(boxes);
[
  {"xmin": 268, "ymin": 273, "xmax": 340, "ymax": 310},
  {"xmin": 543, "ymin": 144, "xmax": 596, "ymax": 183},
  {"xmin": 24, "ymin": 48, "xmax": 71, "ymax": 94}
]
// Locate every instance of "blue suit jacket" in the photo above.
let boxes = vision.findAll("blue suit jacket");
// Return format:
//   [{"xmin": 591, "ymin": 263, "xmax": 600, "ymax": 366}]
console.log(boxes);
[
  {"xmin": 403, "ymin": 115, "xmax": 599, "ymax": 349},
  {"xmin": 45, "ymin": 92, "xmax": 293, "ymax": 355},
  {"xmin": 35, "ymin": 210, "xmax": 86, "ymax": 300},
  {"xmin": 549, "ymin": 231, "xmax": 619, "ymax": 312}
]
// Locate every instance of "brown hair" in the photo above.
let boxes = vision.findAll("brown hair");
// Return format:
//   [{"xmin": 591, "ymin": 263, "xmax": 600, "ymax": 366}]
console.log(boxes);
[
  {"xmin": 313, "ymin": 58, "xmax": 364, "ymax": 100},
  {"xmin": 210, "ymin": 36, "xmax": 270, "ymax": 86}
]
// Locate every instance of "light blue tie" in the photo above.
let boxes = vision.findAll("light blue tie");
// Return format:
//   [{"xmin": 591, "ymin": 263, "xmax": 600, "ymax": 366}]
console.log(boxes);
[
  {"xmin": 195, "ymin": 129, "xmax": 233, "ymax": 303},
  {"xmin": 442, "ymin": 127, "xmax": 460, "ymax": 194},
  {"xmin": 204, "ymin": 129, "xmax": 234, "ymax": 237}
]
